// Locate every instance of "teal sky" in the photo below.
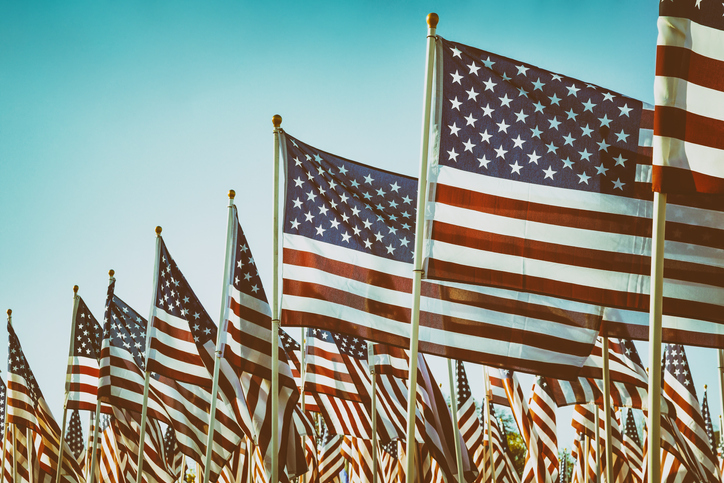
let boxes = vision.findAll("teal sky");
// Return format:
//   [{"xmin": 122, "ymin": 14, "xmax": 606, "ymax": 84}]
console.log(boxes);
[{"xmin": 2, "ymin": 0, "xmax": 716, "ymax": 451}]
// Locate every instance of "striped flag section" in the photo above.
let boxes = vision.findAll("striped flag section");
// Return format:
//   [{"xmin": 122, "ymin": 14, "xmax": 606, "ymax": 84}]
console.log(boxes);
[
  {"xmin": 425, "ymin": 37, "xmax": 724, "ymax": 348},
  {"xmin": 65, "ymin": 409, "xmax": 85, "ymax": 464},
  {"xmin": 455, "ymin": 361, "xmax": 486, "ymax": 479},
  {"xmin": 280, "ymin": 131, "xmax": 601, "ymax": 379},
  {"xmin": 6, "ymin": 322, "xmax": 85, "ymax": 483},
  {"xmin": 2, "ymin": 424, "xmax": 34, "ymax": 483},
  {"xmin": 653, "ymin": 1, "xmax": 724, "ymax": 193},
  {"xmin": 340, "ymin": 436, "xmax": 382, "ymax": 483},
  {"xmin": 571, "ymin": 404, "xmax": 630, "ymax": 483},
  {"xmin": 487, "ymin": 403, "xmax": 520, "ymax": 483},
  {"xmin": 621, "ymin": 409, "xmax": 644, "ymax": 483},
  {"xmin": 66, "ymin": 296, "xmax": 104, "ymax": 413},
  {"xmin": 317, "ymin": 427, "xmax": 344, "ymax": 483},
  {"xmin": 526, "ymin": 377, "xmax": 558, "ymax": 483},
  {"xmin": 640, "ymin": 412, "xmax": 706, "ymax": 483},
  {"xmin": 279, "ymin": 328, "xmax": 319, "ymax": 412},
  {"xmin": 701, "ymin": 387, "xmax": 716, "ymax": 456}
]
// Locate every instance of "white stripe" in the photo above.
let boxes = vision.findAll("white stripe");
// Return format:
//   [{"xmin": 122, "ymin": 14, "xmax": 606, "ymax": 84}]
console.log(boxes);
[
  {"xmin": 654, "ymin": 75, "xmax": 724, "ymax": 121},
  {"xmin": 603, "ymin": 306, "xmax": 724, "ymax": 336},
  {"xmin": 653, "ymin": 134, "xmax": 724, "ymax": 178},
  {"xmin": 149, "ymin": 309, "xmax": 212, "ymax": 380},
  {"xmin": 639, "ymin": 128, "xmax": 653, "ymax": 147},
  {"xmin": 658, "ymin": 16, "xmax": 724, "ymax": 63}
]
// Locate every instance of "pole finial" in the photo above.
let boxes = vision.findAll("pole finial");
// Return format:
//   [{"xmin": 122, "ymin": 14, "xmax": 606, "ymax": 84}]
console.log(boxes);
[
  {"xmin": 229, "ymin": 189, "xmax": 236, "ymax": 200},
  {"xmin": 109, "ymin": 269, "xmax": 115, "ymax": 277},
  {"xmin": 73, "ymin": 285, "xmax": 79, "ymax": 294},
  {"xmin": 704, "ymin": 384, "xmax": 708, "ymax": 391},
  {"xmin": 272, "ymin": 114, "xmax": 282, "ymax": 128},
  {"xmin": 6, "ymin": 309, "xmax": 11, "ymax": 317},
  {"xmin": 155, "ymin": 226, "xmax": 162, "ymax": 236},
  {"xmin": 427, "ymin": 13, "xmax": 439, "ymax": 28}
]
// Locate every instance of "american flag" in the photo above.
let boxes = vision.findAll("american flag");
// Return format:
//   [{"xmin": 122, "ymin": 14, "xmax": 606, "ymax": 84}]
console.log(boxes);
[
  {"xmin": 559, "ymin": 451, "xmax": 569, "ymax": 483},
  {"xmin": 662, "ymin": 344, "xmax": 720, "ymax": 482},
  {"xmin": 701, "ymin": 387, "xmax": 716, "ymax": 455},
  {"xmin": 525, "ymin": 377, "xmax": 558, "ymax": 483},
  {"xmin": 280, "ymin": 131, "xmax": 602, "ymax": 379},
  {"xmin": 487, "ymin": 403, "xmax": 520, "ymax": 483},
  {"xmin": 373, "ymin": 344, "xmax": 475, "ymax": 483},
  {"xmin": 96, "ymin": 414, "xmax": 122, "ymax": 483},
  {"xmin": 570, "ymin": 432, "xmax": 586, "ymax": 483},
  {"xmin": 2, "ymin": 424, "xmax": 34, "ymax": 483},
  {"xmin": 485, "ymin": 366, "xmax": 511, "ymax": 407},
  {"xmin": 65, "ymin": 409, "xmax": 84, "ymax": 462},
  {"xmin": 455, "ymin": 361, "xmax": 486, "ymax": 479},
  {"xmin": 621, "ymin": 409, "xmax": 643, "ymax": 483},
  {"xmin": 571, "ymin": 404, "xmax": 630, "ymax": 483},
  {"xmin": 66, "ymin": 295, "xmax": 104, "ymax": 412},
  {"xmin": 0, "ymin": 379, "xmax": 5, "ymax": 436},
  {"xmin": 426, "ymin": 37, "xmax": 724, "ymax": 348},
  {"xmin": 6, "ymin": 321, "xmax": 85, "ymax": 483},
  {"xmin": 147, "ymin": 238, "xmax": 247, "ymax": 480},
  {"xmin": 222, "ymin": 211, "xmax": 302, "ymax": 478},
  {"xmin": 640, "ymin": 412, "xmax": 705, "ymax": 483},
  {"xmin": 317, "ymin": 427, "xmax": 344, "ymax": 483},
  {"xmin": 653, "ymin": 0, "xmax": 724, "ymax": 193},
  {"xmin": 163, "ymin": 426, "xmax": 184, "ymax": 480},
  {"xmin": 301, "ymin": 435, "xmax": 319, "ymax": 483},
  {"xmin": 380, "ymin": 440, "xmax": 401, "ymax": 483},
  {"xmin": 340, "ymin": 436, "xmax": 381, "ymax": 483},
  {"xmin": 279, "ymin": 328, "xmax": 319, "ymax": 412}
]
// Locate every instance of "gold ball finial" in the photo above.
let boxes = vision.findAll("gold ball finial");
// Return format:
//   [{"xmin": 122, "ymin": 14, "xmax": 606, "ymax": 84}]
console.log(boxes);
[
  {"xmin": 155, "ymin": 226, "xmax": 162, "ymax": 236},
  {"xmin": 109, "ymin": 269, "xmax": 115, "ymax": 277},
  {"xmin": 73, "ymin": 285, "xmax": 79, "ymax": 294},
  {"xmin": 427, "ymin": 13, "xmax": 439, "ymax": 28},
  {"xmin": 704, "ymin": 384, "xmax": 708, "ymax": 391},
  {"xmin": 272, "ymin": 114, "xmax": 282, "ymax": 128},
  {"xmin": 6, "ymin": 309, "xmax": 11, "ymax": 316},
  {"xmin": 229, "ymin": 189, "xmax": 236, "ymax": 200}
]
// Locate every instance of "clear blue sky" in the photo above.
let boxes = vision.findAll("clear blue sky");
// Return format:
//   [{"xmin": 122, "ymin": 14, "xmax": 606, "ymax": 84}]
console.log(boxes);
[{"xmin": 1, "ymin": 0, "xmax": 717, "ymax": 452}]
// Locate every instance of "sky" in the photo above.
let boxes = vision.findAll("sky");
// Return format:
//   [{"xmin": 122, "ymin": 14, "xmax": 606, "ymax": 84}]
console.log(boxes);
[{"xmin": 1, "ymin": 0, "xmax": 720, "ymax": 455}]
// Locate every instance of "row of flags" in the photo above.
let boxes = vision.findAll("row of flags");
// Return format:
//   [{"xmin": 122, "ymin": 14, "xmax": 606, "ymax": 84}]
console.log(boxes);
[{"xmin": 2, "ymin": 1, "xmax": 723, "ymax": 482}]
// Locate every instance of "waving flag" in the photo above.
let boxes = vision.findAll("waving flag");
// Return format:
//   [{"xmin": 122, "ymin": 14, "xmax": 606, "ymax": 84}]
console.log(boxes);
[
  {"xmin": 527, "ymin": 377, "xmax": 558, "ymax": 482},
  {"xmin": 280, "ymin": 131, "xmax": 601, "ymax": 378},
  {"xmin": 622, "ymin": 409, "xmax": 643, "ymax": 483},
  {"xmin": 317, "ymin": 426, "xmax": 344, "ymax": 483},
  {"xmin": 65, "ymin": 409, "xmax": 84, "ymax": 463},
  {"xmin": 66, "ymin": 295, "xmax": 104, "ymax": 412},
  {"xmin": 425, "ymin": 37, "xmax": 724, "ymax": 347},
  {"xmin": 455, "ymin": 361, "xmax": 486, "ymax": 479},
  {"xmin": 653, "ymin": 0, "xmax": 724, "ymax": 193}
]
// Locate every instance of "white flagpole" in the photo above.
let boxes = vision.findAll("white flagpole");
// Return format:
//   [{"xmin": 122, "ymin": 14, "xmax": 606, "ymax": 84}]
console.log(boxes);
[
  {"xmin": 405, "ymin": 13, "xmax": 438, "ymax": 483},
  {"xmin": 55, "ymin": 284, "xmax": 81, "ymax": 483},
  {"xmin": 483, "ymin": 367, "xmax": 493, "ymax": 483},
  {"xmin": 300, "ymin": 328, "xmax": 307, "ymax": 483},
  {"xmin": 601, "ymin": 336, "xmax": 613, "ymax": 483},
  {"xmin": 718, "ymin": 351, "xmax": 724, "ymax": 432},
  {"xmin": 271, "ymin": 114, "xmax": 283, "ymax": 483},
  {"xmin": 12, "ymin": 423, "xmax": 16, "ymax": 483},
  {"xmin": 447, "ymin": 360, "xmax": 464, "ymax": 483},
  {"xmin": 0, "ymin": 370, "xmax": 6, "ymax": 483},
  {"xmin": 26, "ymin": 426, "xmax": 33, "ymax": 483},
  {"xmin": 202, "ymin": 190, "xmax": 238, "ymax": 483},
  {"xmin": 646, "ymin": 191, "xmax": 667, "ymax": 483},
  {"xmin": 594, "ymin": 405, "xmax": 600, "ymax": 483},
  {"xmin": 136, "ymin": 226, "xmax": 163, "ymax": 483},
  {"xmin": 368, "ymin": 342, "xmax": 378, "ymax": 483},
  {"xmin": 583, "ymin": 433, "xmax": 589, "ymax": 483}
]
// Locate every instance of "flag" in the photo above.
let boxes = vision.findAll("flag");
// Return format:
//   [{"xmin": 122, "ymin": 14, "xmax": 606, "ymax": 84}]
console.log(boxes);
[
  {"xmin": 317, "ymin": 426, "xmax": 344, "ymax": 483},
  {"xmin": 3, "ymin": 424, "xmax": 35, "ymax": 483},
  {"xmin": 662, "ymin": 344, "xmax": 719, "ymax": 482},
  {"xmin": 380, "ymin": 439, "xmax": 402, "ymax": 483},
  {"xmin": 621, "ymin": 409, "xmax": 643, "ymax": 483},
  {"xmin": 280, "ymin": 131, "xmax": 602, "ymax": 379},
  {"xmin": 7, "ymin": 322, "xmax": 85, "ymax": 483},
  {"xmin": 222, "ymin": 210, "xmax": 303, "ymax": 478},
  {"xmin": 66, "ymin": 409, "xmax": 85, "ymax": 462},
  {"xmin": 559, "ymin": 451, "xmax": 569, "ymax": 483},
  {"xmin": 571, "ymin": 404, "xmax": 630, "ymax": 483},
  {"xmin": 279, "ymin": 328, "xmax": 319, "ymax": 412},
  {"xmin": 424, "ymin": 37, "xmax": 724, "ymax": 347},
  {"xmin": 526, "ymin": 377, "xmax": 558, "ymax": 482},
  {"xmin": 701, "ymin": 387, "xmax": 716, "ymax": 455},
  {"xmin": 455, "ymin": 361, "xmax": 486, "ymax": 478},
  {"xmin": 96, "ymin": 414, "xmax": 122, "ymax": 483},
  {"xmin": 487, "ymin": 403, "xmax": 520, "ymax": 483},
  {"xmin": 163, "ymin": 426, "xmax": 184, "ymax": 480},
  {"xmin": 653, "ymin": 0, "xmax": 724, "ymax": 193},
  {"xmin": 340, "ymin": 436, "xmax": 382, "ymax": 483},
  {"xmin": 66, "ymin": 295, "xmax": 104, "ymax": 412},
  {"xmin": 147, "ymin": 237, "xmax": 248, "ymax": 479}
]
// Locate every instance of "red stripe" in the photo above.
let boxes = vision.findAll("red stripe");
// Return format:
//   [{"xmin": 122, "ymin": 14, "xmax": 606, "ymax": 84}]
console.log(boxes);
[
  {"xmin": 655, "ymin": 105, "xmax": 724, "ymax": 149},
  {"xmin": 652, "ymin": 164, "xmax": 724, "ymax": 194},
  {"xmin": 656, "ymin": 45, "xmax": 724, "ymax": 92}
]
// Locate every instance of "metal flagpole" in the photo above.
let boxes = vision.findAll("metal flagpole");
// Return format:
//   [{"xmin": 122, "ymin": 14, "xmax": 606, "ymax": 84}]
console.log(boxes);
[
  {"xmin": 601, "ymin": 336, "xmax": 613, "ymax": 483},
  {"xmin": 646, "ymin": 191, "xmax": 667, "ymax": 483},
  {"xmin": 88, "ymin": 270, "xmax": 112, "ymax": 483},
  {"xmin": 26, "ymin": 426, "xmax": 32, "ymax": 483},
  {"xmin": 718, "ymin": 351, "xmax": 724, "ymax": 432},
  {"xmin": 55, "ymin": 284, "xmax": 81, "ymax": 483},
  {"xmin": 367, "ymin": 342, "xmax": 378, "ymax": 483},
  {"xmin": 405, "ymin": 13, "xmax": 438, "ymax": 483},
  {"xmin": 583, "ymin": 434, "xmax": 589, "ymax": 483},
  {"xmin": 594, "ymin": 405, "xmax": 600, "ymax": 483},
  {"xmin": 483, "ymin": 367, "xmax": 493, "ymax": 483},
  {"xmin": 447, "ymin": 360, "xmax": 464, "ymax": 483},
  {"xmin": 202, "ymin": 190, "xmax": 237, "ymax": 483},
  {"xmin": 300, "ymin": 329, "xmax": 307, "ymax": 483},
  {"xmin": 271, "ymin": 114, "xmax": 283, "ymax": 483},
  {"xmin": 136, "ymin": 226, "xmax": 164, "ymax": 483},
  {"xmin": 0, "ymin": 370, "xmax": 6, "ymax": 483}
]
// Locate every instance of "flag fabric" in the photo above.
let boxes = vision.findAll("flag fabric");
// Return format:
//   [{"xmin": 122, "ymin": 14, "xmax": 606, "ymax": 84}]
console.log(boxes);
[
  {"xmin": 279, "ymin": 328, "xmax": 319, "ymax": 412},
  {"xmin": 662, "ymin": 344, "xmax": 720, "ymax": 482},
  {"xmin": 6, "ymin": 322, "xmax": 86, "ymax": 483},
  {"xmin": 340, "ymin": 436, "xmax": 382, "ymax": 483},
  {"xmin": 163, "ymin": 426, "xmax": 184, "ymax": 481},
  {"xmin": 570, "ymin": 432, "xmax": 586, "ymax": 483},
  {"xmin": 222, "ymin": 210, "xmax": 303, "ymax": 478},
  {"xmin": 621, "ymin": 409, "xmax": 644, "ymax": 483},
  {"xmin": 96, "ymin": 414, "xmax": 122, "ymax": 483},
  {"xmin": 147, "ymin": 237, "xmax": 247, "ymax": 479},
  {"xmin": 455, "ymin": 361, "xmax": 486, "ymax": 479},
  {"xmin": 487, "ymin": 403, "xmax": 520, "ymax": 483},
  {"xmin": 701, "ymin": 387, "xmax": 716, "ymax": 455},
  {"xmin": 640, "ymin": 413, "xmax": 705, "ymax": 483},
  {"xmin": 3, "ymin": 424, "xmax": 35, "ymax": 483},
  {"xmin": 425, "ymin": 37, "xmax": 724, "ymax": 348},
  {"xmin": 66, "ymin": 296, "xmax": 104, "ymax": 413},
  {"xmin": 380, "ymin": 440, "xmax": 402, "ymax": 483},
  {"xmin": 66, "ymin": 409, "xmax": 85, "ymax": 462},
  {"xmin": 571, "ymin": 404, "xmax": 630, "ymax": 483},
  {"xmin": 526, "ymin": 377, "xmax": 558, "ymax": 482},
  {"xmin": 485, "ymin": 366, "xmax": 511, "ymax": 407},
  {"xmin": 280, "ymin": 131, "xmax": 602, "ymax": 379},
  {"xmin": 317, "ymin": 427, "xmax": 344, "ymax": 483},
  {"xmin": 653, "ymin": 0, "xmax": 724, "ymax": 193}
]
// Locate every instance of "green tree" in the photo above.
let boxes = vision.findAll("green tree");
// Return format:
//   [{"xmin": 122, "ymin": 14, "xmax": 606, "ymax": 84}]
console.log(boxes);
[{"xmin": 497, "ymin": 410, "xmax": 526, "ymax": 477}]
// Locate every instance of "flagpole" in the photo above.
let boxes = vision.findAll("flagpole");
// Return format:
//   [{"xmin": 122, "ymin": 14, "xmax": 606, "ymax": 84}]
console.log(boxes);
[
  {"xmin": 367, "ymin": 342, "xmax": 378, "ymax": 483},
  {"xmin": 136, "ymin": 226, "xmax": 163, "ymax": 483},
  {"xmin": 583, "ymin": 434, "xmax": 589, "ymax": 483},
  {"xmin": 447, "ymin": 360, "xmax": 464, "ymax": 482},
  {"xmin": 6, "ymin": 311, "xmax": 17, "ymax": 483},
  {"xmin": 26, "ymin": 426, "xmax": 33, "ymax": 483},
  {"xmin": 0, "ymin": 370, "xmax": 5, "ymax": 483},
  {"xmin": 202, "ymin": 190, "xmax": 237, "ymax": 483},
  {"xmin": 483, "ymin": 367, "xmax": 493, "ymax": 483},
  {"xmin": 54, "ymin": 285, "xmax": 81, "ymax": 483},
  {"xmin": 271, "ymin": 114, "xmax": 283, "ymax": 483},
  {"xmin": 405, "ymin": 13, "xmax": 438, "ymax": 483},
  {"xmin": 718, "ymin": 350, "xmax": 724, "ymax": 432},
  {"xmin": 594, "ymin": 405, "xmax": 600, "ymax": 483},
  {"xmin": 646, "ymin": 191, "xmax": 667, "ymax": 483},
  {"xmin": 601, "ymin": 336, "xmax": 613, "ymax": 483},
  {"xmin": 300, "ymin": 328, "xmax": 307, "ymax": 483}
]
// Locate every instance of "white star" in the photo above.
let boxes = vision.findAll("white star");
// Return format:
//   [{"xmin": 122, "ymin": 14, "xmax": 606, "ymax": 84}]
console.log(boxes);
[
  {"xmin": 577, "ymin": 171, "xmax": 591, "ymax": 184},
  {"xmin": 542, "ymin": 166, "xmax": 557, "ymax": 180},
  {"xmin": 499, "ymin": 94, "xmax": 513, "ymax": 107},
  {"xmin": 599, "ymin": 114, "xmax": 612, "ymax": 127},
  {"xmin": 565, "ymin": 108, "xmax": 578, "ymax": 121},
  {"xmin": 463, "ymin": 139, "xmax": 476, "ymax": 152},
  {"xmin": 612, "ymin": 178, "xmax": 625, "ymax": 190},
  {"xmin": 399, "ymin": 237, "xmax": 410, "ymax": 247},
  {"xmin": 496, "ymin": 119, "xmax": 510, "ymax": 133},
  {"xmin": 613, "ymin": 154, "xmax": 627, "ymax": 167},
  {"xmin": 341, "ymin": 232, "xmax": 351, "ymax": 243},
  {"xmin": 548, "ymin": 117, "xmax": 561, "ymax": 130},
  {"xmin": 450, "ymin": 97, "xmax": 462, "ymax": 110},
  {"xmin": 615, "ymin": 130, "xmax": 630, "ymax": 142},
  {"xmin": 304, "ymin": 211, "xmax": 315, "ymax": 223},
  {"xmin": 514, "ymin": 109, "xmax": 529, "ymax": 123},
  {"xmin": 618, "ymin": 104, "xmax": 632, "ymax": 117},
  {"xmin": 479, "ymin": 129, "xmax": 492, "ymax": 143},
  {"xmin": 580, "ymin": 124, "xmax": 593, "ymax": 137},
  {"xmin": 516, "ymin": 64, "xmax": 529, "ymax": 76},
  {"xmin": 478, "ymin": 156, "xmax": 491, "ymax": 168},
  {"xmin": 364, "ymin": 174, "xmax": 374, "ymax": 184},
  {"xmin": 483, "ymin": 78, "xmax": 496, "ymax": 91},
  {"xmin": 602, "ymin": 92, "xmax": 615, "ymax": 102},
  {"xmin": 363, "ymin": 239, "xmax": 372, "ymax": 249},
  {"xmin": 566, "ymin": 84, "xmax": 580, "ymax": 97},
  {"xmin": 509, "ymin": 161, "xmax": 523, "ymax": 174},
  {"xmin": 582, "ymin": 99, "xmax": 596, "ymax": 112},
  {"xmin": 548, "ymin": 93, "xmax": 561, "ymax": 105},
  {"xmin": 448, "ymin": 123, "xmax": 461, "ymax": 136},
  {"xmin": 494, "ymin": 145, "xmax": 508, "ymax": 159},
  {"xmin": 447, "ymin": 148, "xmax": 459, "ymax": 162},
  {"xmin": 546, "ymin": 142, "xmax": 559, "ymax": 154},
  {"xmin": 290, "ymin": 219, "xmax": 300, "ymax": 230},
  {"xmin": 530, "ymin": 126, "xmax": 542, "ymax": 138},
  {"xmin": 374, "ymin": 231, "xmax": 384, "ymax": 242},
  {"xmin": 517, "ymin": 87, "xmax": 528, "ymax": 98},
  {"xmin": 389, "ymin": 182, "xmax": 400, "ymax": 192},
  {"xmin": 594, "ymin": 163, "xmax": 609, "ymax": 176},
  {"xmin": 532, "ymin": 101, "xmax": 545, "ymax": 113},
  {"xmin": 527, "ymin": 151, "xmax": 541, "ymax": 164},
  {"xmin": 330, "ymin": 219, "xmax": 340, "ymax": 229},
  {"xmin": 561, "ymin": 157, "xmax": 574, "ymax": 169},
  {"xmin": 385, "ymin": 244, "xmax": 396, "ymax": 255},
  {"xmin": 511, "ymin": 135, "xmax": 526, "ymax": 149},
  {"xmin": 531, "ymin": 78, "xmax": 545, "ymax": 90},
  {"xmin": 579, "ymin": 148, "xmax": 592, "ymax": 161},
  {"xmin": 501, "ymin": 72, "xmax": 511, "ymax": 81},
  {"xmin": 450, "ymin": 70, "xmax": 463, "ymax": 84},
  {"xmin": 562, "ymin": 133, "xmax": 575, "ymax": 146},
  {"xmin": 467, "ymin": 61, "xmax": 480, "ymax": 75},
  {"xmin": 597, "ymin": 139, "xmax": 610, "ymax": 152},
  {"xmin": 481, "ymin": 56, "xmax": 494, "ymax": 69},
  {"xmin": 466, "ymin": 87, "xmax": 479, "ymax": 101},
  {"xmin": 306, "ymin": 190, "xmax": 317, "ymax": 202},
  {"xmin": 338, "ymin": 165, "xmax": 348, "ymax": 175},
  {"xmin": 318, "ymin": 204, "xmax": 329, "ymax": 216},
  {"xmin": 551, "ymin": 74, "xmax": 563, "ymax": 81},
  {"xmin": 451, "ymin": 46, "xmax": 462, "ymax": 58},
  {"xmin": 481, "ymin": 104, "xmax": 494, "ymax": 117},
  {"xmin": 293, "ymin": 177, "xmax": 304, "ymax": 188},
  {"xmin": 464, "ymin": 113, "xmax": 478, "ymax": 126}
]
